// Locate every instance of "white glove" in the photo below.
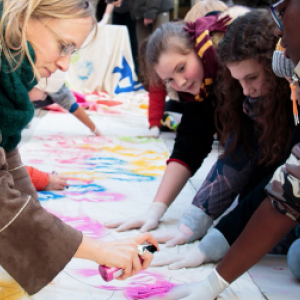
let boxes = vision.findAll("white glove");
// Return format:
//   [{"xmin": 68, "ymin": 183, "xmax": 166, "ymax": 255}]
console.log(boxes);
[
  {"xmin": 151, "ymin": 228, "xmax": 230, "ymax": 269},
  {"xmin": 151, "ymin": 227, "xmax": 189, "ymax": 247},
  {"xmin": 99, "ymin": 13, "xmax": 110, "ymax": 25},
  {"xmin": 149, "ymin": 126, "xmax": 160, "ymax": 138},
  {"xmin": 148, "ymin": 269, "xmax": 229, "ymax": 300},
  {"xmin": 105, "ymin": 202, "xmax": 167, "ymax": 232},
  {"xmin": 152, "ymin": 205, "xmax": 213, "ymax": 247},
  {"xmin": 92, "ymin": 126, "xmax": 101, "ymax": 136},
  {"xmin": 151, "ymin": 246, "xmax": 206, "ymax": 269}
]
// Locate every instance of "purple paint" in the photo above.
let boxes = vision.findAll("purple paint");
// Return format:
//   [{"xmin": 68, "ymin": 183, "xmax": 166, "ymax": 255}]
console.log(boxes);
[{"xmin": 74, "ymin": 269, "xmax": 100, "ymax": 277}]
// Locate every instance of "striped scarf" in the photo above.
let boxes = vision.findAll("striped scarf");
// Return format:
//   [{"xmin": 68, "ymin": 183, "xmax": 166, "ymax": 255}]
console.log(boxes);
[{"xmin": 182, "ymin": 14, "xmax": 231, "ymax": 102}]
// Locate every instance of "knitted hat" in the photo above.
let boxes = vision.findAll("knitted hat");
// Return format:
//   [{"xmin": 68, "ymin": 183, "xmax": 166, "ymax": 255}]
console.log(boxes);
[{"xmin": 272, "ymin": 50, "xmax": 295, "ymax": 78}]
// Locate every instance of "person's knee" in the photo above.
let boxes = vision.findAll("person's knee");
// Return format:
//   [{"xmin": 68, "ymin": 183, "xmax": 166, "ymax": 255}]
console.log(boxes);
[{"xmin": 287, "ymin": 238, "xmax": 300, "ymax": 280}]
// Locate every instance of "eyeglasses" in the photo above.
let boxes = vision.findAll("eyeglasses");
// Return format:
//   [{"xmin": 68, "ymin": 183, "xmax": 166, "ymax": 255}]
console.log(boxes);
[
  {"xmin": 39, "ymin": 19, "xmax": 79, "ymax": 56},
  {"xmin": 270, "ymin": 0, "xmax": 286, "ymax": 31}
]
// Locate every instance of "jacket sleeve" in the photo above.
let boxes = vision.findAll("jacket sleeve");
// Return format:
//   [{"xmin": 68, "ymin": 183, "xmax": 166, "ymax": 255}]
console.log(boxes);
[
  {"xmin": 148, "ymin": 84, "xmax": 167, "ymax": 128},
  {"xmin": 0, "ymin": 147, "xmax": 82, "ymax": 295},
  {"xmin": 168, "ymin": 98, "xmax": 216, "ymax": 175},
  {"xmin": 25, "ymin": 165, "xmax": 49, "ymax": 191},
  {"xmin": 144, "ymin": 0, "xmax": 162, "ymax": 19},
  {"xmin": 265, "ymin": 143, "xmax": 300, "ymax": 220}
]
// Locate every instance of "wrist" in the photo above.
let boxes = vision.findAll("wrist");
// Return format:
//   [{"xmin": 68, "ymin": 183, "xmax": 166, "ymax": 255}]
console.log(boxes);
[
  {"xmin": 179, "ymin": 204, "xmax": 213, "ymax": 242},
  {"xmin": 149, "ymin": 202, "xmax": 168, "ymax": 219},
  {"xmin": 207, "ymin": 269, "xmax": 229, "ymax": 298},
  {"xmin": 198, "ymin": 228, "xmax": 230, "ymax": 262}
]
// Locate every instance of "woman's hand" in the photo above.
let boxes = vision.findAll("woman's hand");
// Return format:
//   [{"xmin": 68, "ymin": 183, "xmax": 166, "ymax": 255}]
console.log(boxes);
[{"xmin": 75, "ymin": 233, "xmax": 158, "ymax": 280}]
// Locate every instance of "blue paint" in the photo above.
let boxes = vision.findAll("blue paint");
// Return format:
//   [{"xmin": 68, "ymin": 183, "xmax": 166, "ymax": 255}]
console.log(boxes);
[
  {"xmin": 66, "ymin": 184, "xmax": 106, "ymax": 193},
  {"xmin": 77, "ymin": 61, "xmax": 94, "ymax": 80},
  {"xmin": 38, "ymin": 192, "xmax": 65, "ymax": 201},
  {"xmin": 94, "ymin": 167, "xmax": 155, "ymax": 182},
  {"xmin": 113, "ymin": 56, "xmax": 144, "ymax": 94},
  {"xmin": 84, "ymin": 157, "xmax": 126, "ymax": 166}
]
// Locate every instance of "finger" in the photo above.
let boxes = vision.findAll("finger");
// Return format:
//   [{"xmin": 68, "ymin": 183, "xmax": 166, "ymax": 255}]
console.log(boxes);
[
  {"xmin": 105, "ymin": 220, "xmax": 126, "ymax": 228},
  {"xmin": 135, "ymin": 233, "xmax": 159, "ymax": 251},
  {"xmin": 117, "ymin": 257, "xmax": 132, "ymax": 280},
  {"xmin": 140, "ymin": 220, "xmax": 158, "ymax": 233},
  {"xmin": 132, "ymin": 251, "xmax": 143, "ymax": 275},
  {"xmin": 115, "ymin": 220, "xmax": 145, "ymax": 232},
  {"xmin": 152, "ymin": 231, "xmax": 175, "ymax": 243},
  {"xmin": 165, "ymin": 236, "xmax": 187, "ymax": 247},
  {"xmin": 168, "ymin": 259, "xmax": 189, "ymax": 270},
  {"xmin": 140, "ymin": 250, "xmax": 153, "ymax": 270},
  {"xmin": 151, "ymin": 253, "xmax": 183, "ymax": 267}
]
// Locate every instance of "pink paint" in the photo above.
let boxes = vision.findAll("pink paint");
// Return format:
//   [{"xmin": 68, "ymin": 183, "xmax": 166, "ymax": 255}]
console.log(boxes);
[
  {"xmin": 49, "ymin": 212, "xmax": 107, "ymax": 239},
  {"xmin": 73, "ymin": 269, "xmax": 99, "ymax": 277},
  {"xmin": 28, "ymin": 159, "xmax": 44, "ymax": 164},
  {"xmin": 66, "ymin": 192, "xmax": 125, "ymax": 202},
  {"xmin": 97, "ymin": 271, "xmax": 177, "ymax": 299}
]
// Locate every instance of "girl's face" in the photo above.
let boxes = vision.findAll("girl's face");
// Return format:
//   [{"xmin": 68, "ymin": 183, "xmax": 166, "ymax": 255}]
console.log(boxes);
[
  {"xmin": 226, "ymin": 59, "xmax": 267, "ymax": 98},
  {"xmin": 154, "ymin": 50, "xmax": 205, "ymax": 96},
  {"xmin": 26, "ymin": 17, "xmax": 93, "ymax": 79}
]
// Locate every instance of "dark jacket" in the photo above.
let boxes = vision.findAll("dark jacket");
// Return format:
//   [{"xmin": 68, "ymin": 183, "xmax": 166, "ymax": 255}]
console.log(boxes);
[
  {"xmin": 131, "ymin": 0, "xmax": 173, "ymax": 20},
  {"xmin": 168, "ymin": 93, "xmax": 216, "ymax": 176},
  {"xmin": 114, "ymin": 0, "xmax": 132, "ymax": 14}
]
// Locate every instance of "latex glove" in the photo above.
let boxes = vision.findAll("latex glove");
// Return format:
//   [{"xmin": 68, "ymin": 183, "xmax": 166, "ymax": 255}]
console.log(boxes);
[
  {"xmin": 148, "ymin": 269, "xmax": 229, "ymax": 300},
  {"xmin": 152, "ymin": 227, "xmax": 189, "ymax": 247},
  {"xmin": 45, "ymin": 173, "xmax": 67, "ymax": 190},
  {"xmin": 149, "ymin": 126, "xmax": 160, "ymax": 138},
  {"xmin": 99, "ymin": 13, "xmax": 110, "ymax": 25},
  {"xmin": 154, "ymin": 204, "xmax": 213, "ymax": 247},
  {"xmin": 92, "ymin": 126, "xmax": 101, "ymax": 136},
  {"xmin": 151, "ymin": 246, "xmax": 206, "ymax": 269},
  {"xmin": 151, "ymin": 228, "xmax": 230, "ymax": 269},
  {"xmin": 105, "ymin": 202, "xmax": 167, "ymax": 232}
]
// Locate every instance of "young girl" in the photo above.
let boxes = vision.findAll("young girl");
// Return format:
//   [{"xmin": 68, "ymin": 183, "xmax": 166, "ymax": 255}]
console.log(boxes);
[
  {"xmin": 106, "ymin": 11, "xmax": 233, "ymax": 232},
  {"xmin": 0, "ymin": 0, "xmax": 156, "ymax": 295}
]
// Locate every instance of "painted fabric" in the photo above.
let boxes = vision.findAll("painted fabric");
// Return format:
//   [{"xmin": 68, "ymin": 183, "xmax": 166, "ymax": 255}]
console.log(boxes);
[
  {"xmin": 266, "ymin": 143, "xmax": 300, "ymax": 222},
  {"xmin": 182, "ymin": 14, "xmax": 231, "ymax": 102},
  {"xmin": 66, "ymin": 23, "xmax": 143, "ymax": 96}
]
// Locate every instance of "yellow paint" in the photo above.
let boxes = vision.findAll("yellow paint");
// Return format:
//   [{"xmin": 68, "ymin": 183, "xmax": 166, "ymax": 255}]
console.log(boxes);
[
  {"xmin": 0, "ymin": 279, "xmax": 27, "ymax": 300},
  {"xmin": 139, "ymin": 104, "xmax": 148, "ymax": 110}
]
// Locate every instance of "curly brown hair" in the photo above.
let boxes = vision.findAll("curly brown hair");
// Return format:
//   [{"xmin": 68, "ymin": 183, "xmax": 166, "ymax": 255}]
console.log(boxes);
[{"xmin": 216, "ymin": 9, "xmax": 292, "ymax": 166}]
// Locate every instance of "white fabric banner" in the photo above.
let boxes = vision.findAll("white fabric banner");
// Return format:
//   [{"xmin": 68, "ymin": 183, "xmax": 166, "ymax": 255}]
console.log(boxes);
[{"xmin": 67, "ymin": 24, "xmax": 143, "ymax": 96}]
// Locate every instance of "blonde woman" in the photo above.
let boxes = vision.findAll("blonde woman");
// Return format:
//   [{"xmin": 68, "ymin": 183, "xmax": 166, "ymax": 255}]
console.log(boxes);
[{"xmin": 0, "ymin": 0, "xmax": 156, "ymax": 295}]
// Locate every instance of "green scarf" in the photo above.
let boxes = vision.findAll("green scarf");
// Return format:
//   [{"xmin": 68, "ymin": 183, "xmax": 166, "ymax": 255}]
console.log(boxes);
[{"xmin": 0, "ymin": 3, "xmax": 37, "ymax": 151}]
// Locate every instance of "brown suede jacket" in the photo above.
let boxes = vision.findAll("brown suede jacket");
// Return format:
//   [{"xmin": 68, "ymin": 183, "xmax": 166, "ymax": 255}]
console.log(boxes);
[{"xmin": 0, "ymin": 133, "xmax": 82, "ymax": 295}]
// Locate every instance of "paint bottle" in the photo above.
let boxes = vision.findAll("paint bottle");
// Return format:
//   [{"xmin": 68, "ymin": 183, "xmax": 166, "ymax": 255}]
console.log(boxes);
[{"xmin": 98, "ymin": 244, "xmax": 157, "ymax": 282}]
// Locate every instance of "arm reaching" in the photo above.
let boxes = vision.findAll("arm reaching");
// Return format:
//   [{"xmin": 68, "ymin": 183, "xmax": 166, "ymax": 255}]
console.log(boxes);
[{"xmin": 151, "ymin": 228, "xmax": 229, "ymax": 269}]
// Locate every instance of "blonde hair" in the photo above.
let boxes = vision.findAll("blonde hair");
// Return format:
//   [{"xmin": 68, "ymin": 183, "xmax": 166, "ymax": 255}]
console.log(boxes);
[
  {"xmin": 184, "ymin": 0, "xmax": 228, "ymax": 22},
  {"xmin": 0, "ymin": 0, "xmax": 96, "ymax": 76}
]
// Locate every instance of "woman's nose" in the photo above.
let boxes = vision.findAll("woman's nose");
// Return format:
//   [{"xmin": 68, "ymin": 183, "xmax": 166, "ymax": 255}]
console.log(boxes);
[{"xmin": 56, "ymin": 55, "xmax": 71, "ymax": 72}]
